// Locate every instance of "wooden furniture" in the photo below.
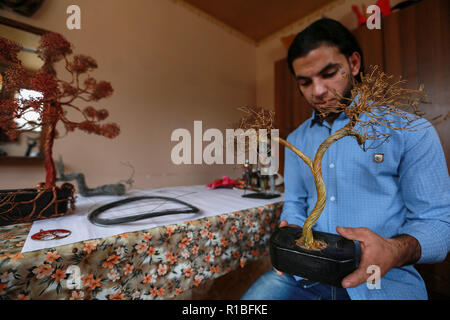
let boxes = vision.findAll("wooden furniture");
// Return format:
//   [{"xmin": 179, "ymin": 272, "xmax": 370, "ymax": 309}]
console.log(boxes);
[{"xmin": 274, "ymin": 0, "xmax": 449, "ymax": 299}]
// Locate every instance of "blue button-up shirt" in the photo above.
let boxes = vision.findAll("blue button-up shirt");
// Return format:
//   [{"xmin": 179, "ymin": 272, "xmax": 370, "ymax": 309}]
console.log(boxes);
[{"xmin": 281, "ymin": 109, "xmax": 450, "ymax": 300}]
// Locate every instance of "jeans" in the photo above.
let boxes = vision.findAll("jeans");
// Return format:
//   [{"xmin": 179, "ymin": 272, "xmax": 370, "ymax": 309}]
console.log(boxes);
[{"xmin": 241, "ymin": 269, "xmax": 350, "ymax": 300}]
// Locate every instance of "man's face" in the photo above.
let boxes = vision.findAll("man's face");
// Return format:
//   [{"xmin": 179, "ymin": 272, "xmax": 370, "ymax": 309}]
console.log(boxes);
[{"xmin": 292, "ymin": 44, "xmax": 361, "ymax": 116}]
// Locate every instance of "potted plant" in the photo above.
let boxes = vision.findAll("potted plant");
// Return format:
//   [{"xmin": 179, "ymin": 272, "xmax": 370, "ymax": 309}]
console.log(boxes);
[{"xmin": 0, "ymin": 33, "xmax": 120, "ymax": 226}]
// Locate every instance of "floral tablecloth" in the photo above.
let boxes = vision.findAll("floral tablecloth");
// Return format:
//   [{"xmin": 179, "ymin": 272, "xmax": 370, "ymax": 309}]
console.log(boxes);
[{"xmin": 0, "ymin": 202, "xmax": 282, "ymax": 300}]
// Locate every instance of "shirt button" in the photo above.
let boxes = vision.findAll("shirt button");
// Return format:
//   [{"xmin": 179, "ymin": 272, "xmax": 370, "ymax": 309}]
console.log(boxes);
[
  {"xmin": 329, "ymin": 163, "xmax": 335, "ymax": 169},
  {"xmin": 330, "ymin": 196, "xmax": 336, "ymax": 202}
]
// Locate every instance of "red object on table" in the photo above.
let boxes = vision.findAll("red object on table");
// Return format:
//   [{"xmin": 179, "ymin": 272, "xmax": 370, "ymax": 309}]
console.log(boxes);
[{"xmin": 206, "ymin": 176, "xmax": 239, "ymax": 189}]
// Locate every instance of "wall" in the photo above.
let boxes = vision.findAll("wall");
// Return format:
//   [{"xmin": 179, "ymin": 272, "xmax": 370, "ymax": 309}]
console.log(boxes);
[{"xmin": 0, "ymin": 0, "xmax": 257, "ymax": 190}]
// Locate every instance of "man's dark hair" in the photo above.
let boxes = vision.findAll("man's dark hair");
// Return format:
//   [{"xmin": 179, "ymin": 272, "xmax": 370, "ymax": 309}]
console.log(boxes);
[{"xmin": 287, "ymin": 18, "xmax": 364, "ymax": 83}]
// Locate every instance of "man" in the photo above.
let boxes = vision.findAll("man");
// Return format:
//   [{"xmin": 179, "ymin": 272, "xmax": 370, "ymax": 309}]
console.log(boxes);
[{"xmin": 242, "ymin": 18, "xmax": 449, "ymax": 300}]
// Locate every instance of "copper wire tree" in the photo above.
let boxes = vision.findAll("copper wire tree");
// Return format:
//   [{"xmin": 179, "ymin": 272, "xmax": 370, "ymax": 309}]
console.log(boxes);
[
  {"xmin": 0, "ymin": 33, "xmax": 120, "ymax": 188},
  {"xmin": 238, "ymin": 66, "xmax": 448, "ymax": 251}
]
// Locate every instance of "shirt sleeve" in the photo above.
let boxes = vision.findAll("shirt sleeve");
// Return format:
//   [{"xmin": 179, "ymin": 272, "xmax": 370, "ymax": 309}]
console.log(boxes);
[
  {"xmin": 280, "ymin": 132, "xmax": 310, "ymax": 227},
  {"xmin": 397, "ymin": 124, "xmax": 450, "ymax": 264}
]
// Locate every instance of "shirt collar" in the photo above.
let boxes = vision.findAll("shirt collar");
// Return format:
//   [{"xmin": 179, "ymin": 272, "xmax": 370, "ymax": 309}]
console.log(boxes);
[{"xmin": 309, "ymin": 109, "xmax": 346, "ymax": 128}]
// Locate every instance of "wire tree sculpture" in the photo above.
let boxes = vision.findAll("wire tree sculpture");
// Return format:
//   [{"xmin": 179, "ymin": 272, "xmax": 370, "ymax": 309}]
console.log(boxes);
[
  {"xmin": 0, "ymin": 33, "xmax": 120, "ymax": 224},
  {"xmin": 237, "ymin": 66, "xmax": 448, "ymax": 251},
  {"xmin": 0, "ymin": 33, "xmax": 120, "ymax": 189}
]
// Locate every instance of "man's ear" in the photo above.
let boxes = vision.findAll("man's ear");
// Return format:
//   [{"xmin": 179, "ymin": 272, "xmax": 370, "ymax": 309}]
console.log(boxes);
[{"xmin": 348, "ymin": 52, "xmax": 361, "ymax": 77}]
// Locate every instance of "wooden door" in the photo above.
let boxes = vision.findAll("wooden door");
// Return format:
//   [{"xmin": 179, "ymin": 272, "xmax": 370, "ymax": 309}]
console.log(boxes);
[
  {"xmin": 274, "ymin": 58, "xmax": 312, "ymax": 175},
  {"xmin": 383, "ymin": 0, "xmax": 449, "ymax": 165}
]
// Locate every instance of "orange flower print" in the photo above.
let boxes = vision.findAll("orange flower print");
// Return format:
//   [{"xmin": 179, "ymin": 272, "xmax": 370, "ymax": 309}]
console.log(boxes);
[
  {"xmin": 81, "ymin": 273, "xmax": 94, "ymax": 286},
  {"xmin": 192, "ymin": 246, "xmax": 199, "ymax": 255},
  {"xmin": 207, "ymin": 232, "xmax": 214, "ymax": 240},
  {"xmin": 150, "ymin": 287, "xmax": 159, "ymax": 297},
  {"xmin": 165, "ymin": 252, "xmax": 178, "ymax": 265},
  {"xmin": 175, "ymin": 288, "xmax": 183, "ymax": 295},
  {"xmin": 166, "ymin": 226, "xmax": 175, "ymax": 237},
  {"xmin": 45, "ymin": 251, "xmax": 60, "ymax": 263},
  {"xmin": 70, "ymin": 290, "xmax": 84, "ymax": 300},
  {"xmin": 183, "ymin": 266, "xmax": 193, "ymax": 278},
  {"xmin": 135, "ymin": 242, "xmax": 148, "ymax": 254},
  {"xmin": 178, "ymin": 236, "xmax": 190, "ymax": 248},
  {"xmin": 229, "ymin": 225, "xmax": 238, "ymax": 234},
  {"xmin": 220, "ymin": 215, "xmax": 228, "ymax": 224},
  {"xmin": 232, "ymin": 250, "xmax": 240, "ymax": 258},
  {"xmin": 158, "ymin": 288, "xmax": 165, "ymax": 297},
  {"xmin": 204, "ymin": 221, "xmax": 211, "ymax": 228},
  {"xmin": 147, "ymin": 246, "xmax": 156, "ymax": 256},
  {"xmin": 194, "ymin": 274, "xmax": 203, "ymax": 287},
  {"xmin": 124, "ymin": 264, "xmax": 134, "ymax": 276},
  {"xmin": 11, "ymin": 253, "xmax": 24, "ymax": 261},
  {"xmin": 109, "ymin": 290, "xmax": 126, "ymax": 300},
  {"xmin": 102, "ymin": 254, "xmax": 120, "ymax": 269},
  {"xmin": 210, "ymin": 266, "xmax": 220, "ymax": 274},
  {"xmin": 204, "ymin": 254, "xmax": 211, "ymax": 263},
  {"xmin": 33, "ymin": 264, "xmax": 54, "ymax": 279},
  {"xmin": 17, "ymin": 293, "xmax": 30, "ymax": 300},
  {"xmin": 142, "ymin": 274, "xmax": 154, "ymax": 284},
  {"xmin": 251, "ymin": 250, "xmax": 259, "ymax": 257},
  {"xmin": 0, "ymin": 272, "xmax": 10, "ymax": 282},
  {"xmin": 0, "ymin": 282, "xmax": 7, "ymax": 294},
  {"xmin": 157, "ymin": 263, "xmax": 167, "ymax": 276},
  {"xmin": 83, "ymin": 240, "xmax": 99, "ymax": 254},
  {"xmin": 200, "ymin": 229, "xmax": 209, "ymax": 238},
  {"xmin": 142, "ymin": 233, "xmax": 152, "ymax": 241},
  {"xmin": 87, "ymin": 277, "xmax": 102, "ymax": 291},
  {"xmin": 258, "ymin": 226, "xmax": 265, "ymax": 235},
  {"xmin": 214, "ymin": 247, "xmax": 222, "ymax": 256},
  {"xmin": 51, "ymin": 269, "xmax": 66, "ymax": 282},
  {"xmin": 220, "ymin": 238, "xmax": 229, "ymax": 248}
]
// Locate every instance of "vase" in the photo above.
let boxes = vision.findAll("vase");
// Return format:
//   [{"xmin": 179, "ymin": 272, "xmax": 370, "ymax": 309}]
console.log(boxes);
[
  {"xmin": 0, "ymin": 183, "xmax": 75, "ymax": 226},
  {"xmin": 270, "ymin": 226, "xmax": 357, "ymax": 287}
]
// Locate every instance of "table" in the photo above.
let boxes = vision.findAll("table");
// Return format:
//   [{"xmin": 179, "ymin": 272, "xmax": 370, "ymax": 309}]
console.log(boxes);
[{"xmin": 0, "ymin": 189, "xmax": 282, "ymax": 300}]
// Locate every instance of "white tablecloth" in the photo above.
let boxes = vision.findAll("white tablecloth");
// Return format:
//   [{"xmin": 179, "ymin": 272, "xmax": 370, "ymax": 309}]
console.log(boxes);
[{"xmin": 22, "ymin": 185, "xmax": 283, "ymax": 253}]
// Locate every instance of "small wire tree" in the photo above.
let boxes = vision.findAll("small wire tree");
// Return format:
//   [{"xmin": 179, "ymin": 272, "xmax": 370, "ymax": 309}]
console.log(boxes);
[
  {"xmin": 0, "ymin": 33, "xmax": 120, "ymax": 189},
  {"xmin": 238, "ymin": 66, "xmax": 448, "ymax": 250}
]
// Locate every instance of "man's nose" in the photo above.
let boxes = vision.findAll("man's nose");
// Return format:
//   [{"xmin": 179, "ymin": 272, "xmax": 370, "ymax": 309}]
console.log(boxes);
[{"xmin": 312, "ymin": 80, "xmax": 327, "ymax": 98}]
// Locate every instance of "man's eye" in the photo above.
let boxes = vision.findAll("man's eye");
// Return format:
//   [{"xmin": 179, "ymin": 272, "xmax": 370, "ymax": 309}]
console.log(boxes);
[
  {"xmin": 298, "ymin": 80, "xmax": 311, "ymax": 87},
  {"xmin": 323, "ymin": 71, "xmax": 337, "ymax": 78}
]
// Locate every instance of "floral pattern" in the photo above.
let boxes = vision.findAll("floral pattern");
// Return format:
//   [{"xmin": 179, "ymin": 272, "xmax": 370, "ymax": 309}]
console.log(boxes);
[{"xmin": 0, "ymin": 203, "xmax": 282, "ymax": 300}]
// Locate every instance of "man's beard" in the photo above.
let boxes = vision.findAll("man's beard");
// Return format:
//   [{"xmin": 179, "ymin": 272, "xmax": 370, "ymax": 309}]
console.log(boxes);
[
  {"xmin": 315, "ymin": 76, "xmax": 354, "ymax": 120},
  {"xmin": 340, "ymin": 78, "xmax": 354, "ymax": 106}
]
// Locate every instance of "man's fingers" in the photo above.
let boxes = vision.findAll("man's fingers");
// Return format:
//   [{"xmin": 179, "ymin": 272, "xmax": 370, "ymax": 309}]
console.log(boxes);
[
  {"xmin": 279, "ymin": 220, "xmax": 288, "ymax": 228},
  {"xmin": 341, "ymin": 265, "xmax": 369, "ymax": 288},
  {"xmin": 336, "ymin": 226, "xmax": 370, "ymax": 242},
  {"xmin": 273, "ymin": 268, "xmax": 284, "ymax": 276}
]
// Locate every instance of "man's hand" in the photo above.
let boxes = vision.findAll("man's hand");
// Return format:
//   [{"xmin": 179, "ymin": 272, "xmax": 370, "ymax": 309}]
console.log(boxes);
[
  {"xmin": 273, "ymin": 220, "xmax": 300, "ymax": 276},
  {"xmin": 336, "ymin": 226, "xmax": 421, "ymax": 288}
]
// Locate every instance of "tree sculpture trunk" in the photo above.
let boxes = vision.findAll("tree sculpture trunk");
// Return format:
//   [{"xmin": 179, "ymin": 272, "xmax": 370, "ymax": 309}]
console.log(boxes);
[
  {"xmin": 43, "ymin": 105, "xmax": 58, "ymax": 188},
  {"xmin": 276, "ymin": 124, "xmax": 363, "ymax": 250}
]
